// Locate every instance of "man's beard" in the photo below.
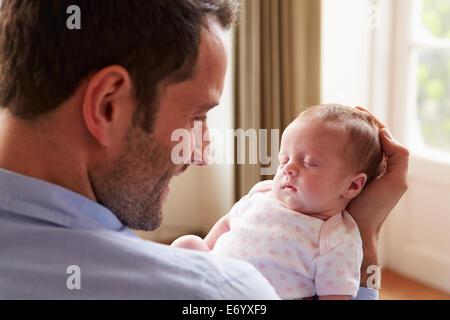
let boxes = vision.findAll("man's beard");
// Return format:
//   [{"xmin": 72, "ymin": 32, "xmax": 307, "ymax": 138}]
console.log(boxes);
[{"xmin": 89, "ymin": 125, "xmax": 174, "ymax": 231}]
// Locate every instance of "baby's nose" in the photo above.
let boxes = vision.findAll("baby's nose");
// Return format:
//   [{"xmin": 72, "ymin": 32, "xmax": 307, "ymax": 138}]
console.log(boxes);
[{"xmin": 284, "ymin": 165, "xmax": 297, "ymax": 176}]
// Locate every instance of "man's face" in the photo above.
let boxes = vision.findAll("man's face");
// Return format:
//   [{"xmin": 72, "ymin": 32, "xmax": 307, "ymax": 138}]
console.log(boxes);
[{"xmin": 90, "ymin": 22, "xmax": 228, "ymax": 231}]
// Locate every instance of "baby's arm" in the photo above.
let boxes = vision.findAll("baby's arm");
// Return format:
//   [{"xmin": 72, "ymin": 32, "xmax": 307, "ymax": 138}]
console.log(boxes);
[
  {"xmin": 170, "ymin": 234, "xmax": 211, "ymax": 251},
  {"xmin": 171, "ymin": 214, "xmax": 230, "ymax": 251},
  {"xmin": 204, "ymin": 213, "xmax": 230, "ymax": 249}
]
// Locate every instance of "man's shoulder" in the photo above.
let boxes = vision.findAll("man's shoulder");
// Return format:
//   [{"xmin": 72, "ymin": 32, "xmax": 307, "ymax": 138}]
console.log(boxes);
[
  {"xmin": 0, "ymin": 216, "xmax": 278, "ymax": 299},
  {"xmin": 87, "ymin": 231, "xmax": 278, "ymax": 298}
]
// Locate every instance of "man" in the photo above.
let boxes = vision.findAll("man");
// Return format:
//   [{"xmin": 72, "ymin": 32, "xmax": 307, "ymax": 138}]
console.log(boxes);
[{"xmin": 0, "ymin": 1, "xmax": 409, "ymax": 299}]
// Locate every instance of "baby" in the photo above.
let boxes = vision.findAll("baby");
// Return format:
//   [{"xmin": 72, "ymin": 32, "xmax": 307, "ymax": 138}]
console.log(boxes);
[{"xmin": 171, "ymin": 104, "xmax": 385, "ymax": 300}]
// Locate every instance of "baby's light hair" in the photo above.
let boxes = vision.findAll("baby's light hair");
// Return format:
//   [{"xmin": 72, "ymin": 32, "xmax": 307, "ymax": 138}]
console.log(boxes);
[{"xmin": 296, "ymin": 104, "xmax": 385, "ymax": 184}]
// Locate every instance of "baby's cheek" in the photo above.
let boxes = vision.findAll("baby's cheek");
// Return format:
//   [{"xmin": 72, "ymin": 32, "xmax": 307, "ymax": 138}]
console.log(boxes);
[
  {"xmin": 300, "ymin": 181, "xmax": 324, "ymax": 204},
  {"xmin": 313, "ymin": 180, "xmax": 341, "ymax": 205},
  {"xmin": 273, "ymin": 168, "xmax": 282, "ymax": 180},
  {"xmin": 273, "ymin": 172, "xmax": 283, "ymax": 188}
]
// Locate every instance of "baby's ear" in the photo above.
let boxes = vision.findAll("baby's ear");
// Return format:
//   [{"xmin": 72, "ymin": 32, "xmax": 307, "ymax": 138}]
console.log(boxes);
[{"xmin": 342, "ymin": 173, "xmax": 367, "ymax": 199}]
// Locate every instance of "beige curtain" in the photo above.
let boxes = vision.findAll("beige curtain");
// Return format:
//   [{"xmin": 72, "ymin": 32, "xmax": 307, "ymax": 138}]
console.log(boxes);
[{"xmin": 234, "ymin": 0, "xmax": 321, "ymax": 200}]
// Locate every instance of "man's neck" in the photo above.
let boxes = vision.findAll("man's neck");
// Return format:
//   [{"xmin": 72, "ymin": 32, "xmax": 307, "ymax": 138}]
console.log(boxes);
[{"xmin": 0, "ymin": 111, "xmax": 98, "ymax": 202}]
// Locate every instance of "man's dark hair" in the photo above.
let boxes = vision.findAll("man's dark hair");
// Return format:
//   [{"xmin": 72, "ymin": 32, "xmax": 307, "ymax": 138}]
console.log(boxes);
[{"xmin": 0, "ymin": 0, "xmax": 239, "ymax": 131}]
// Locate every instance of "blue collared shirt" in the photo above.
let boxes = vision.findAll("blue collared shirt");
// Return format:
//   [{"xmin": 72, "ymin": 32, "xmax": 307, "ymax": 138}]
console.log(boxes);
[{"xmin": 0, "ymin": 169, "xmax": 378, "ymax": 300}]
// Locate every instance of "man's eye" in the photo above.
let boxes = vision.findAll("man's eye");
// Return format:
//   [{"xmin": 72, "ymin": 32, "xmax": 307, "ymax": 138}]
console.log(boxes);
[{"xmin": 194, "ymin": 115, "xmax": 207, "ymax": 122}]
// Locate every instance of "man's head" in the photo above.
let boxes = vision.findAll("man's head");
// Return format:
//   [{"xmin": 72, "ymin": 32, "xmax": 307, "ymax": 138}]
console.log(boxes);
[
  {"xmin": 273, "ymin": 104, "xmax": 384, "ymax": 217},
  {"xmin": 0, "ymin": 0, "xmax": 238, "ymax": 230}
]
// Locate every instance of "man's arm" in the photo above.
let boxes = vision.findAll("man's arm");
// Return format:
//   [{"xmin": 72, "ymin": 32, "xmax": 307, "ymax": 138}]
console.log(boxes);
[
  {"xmin": 348, "ymin": 108, "xmax": 410, "ymax": 289},
  {"xmin": 359, "ymin": 233, "xmax": 381, "ymax": 288}
]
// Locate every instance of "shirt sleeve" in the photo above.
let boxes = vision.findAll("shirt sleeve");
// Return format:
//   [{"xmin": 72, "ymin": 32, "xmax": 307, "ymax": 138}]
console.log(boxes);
[
  {"xmin": 351, "ymin": 287, "xmax": 379, "ymax": 300},
  {"xmin": 218, "ymin": 269, "xmax": 281, "ymax": 300},
  {"xmin": 315, "ymin": 241, "xmax": 363, "ymax": 297}
]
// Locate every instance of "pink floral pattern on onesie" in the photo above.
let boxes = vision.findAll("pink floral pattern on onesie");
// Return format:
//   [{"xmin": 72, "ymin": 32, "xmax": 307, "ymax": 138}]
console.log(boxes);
[{"xmin": 211, "ymin": 180, "xmax": 363, "ymax": 299}]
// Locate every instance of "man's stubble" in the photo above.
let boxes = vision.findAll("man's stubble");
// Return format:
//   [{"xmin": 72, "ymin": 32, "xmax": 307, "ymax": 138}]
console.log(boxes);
[{"xmin": 89, "ymin": 124, "xmax": 173, "ymax": 231}]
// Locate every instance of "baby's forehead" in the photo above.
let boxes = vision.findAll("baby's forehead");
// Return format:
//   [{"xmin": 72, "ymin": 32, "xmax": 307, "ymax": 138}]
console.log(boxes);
[
  {"xmin": 284, "ymin": 118, "xmax": 348, "ymax": 141},
  {"xmin": 281, "ymin": 119, "xmax": 350, "ymax": 154}
]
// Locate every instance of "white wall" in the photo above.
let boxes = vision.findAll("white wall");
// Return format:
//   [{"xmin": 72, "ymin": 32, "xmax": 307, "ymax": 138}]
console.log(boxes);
[
  {"xmin": 321, "ymin": 0, "xmax": 394, "ymax": 266},
  {"xmin": 321, "ymin": 0, "xmax": 393, "ymax": 121},
  {"xmin": 321, "ymin": 0, "xmax": 372, "ymax": 108}
]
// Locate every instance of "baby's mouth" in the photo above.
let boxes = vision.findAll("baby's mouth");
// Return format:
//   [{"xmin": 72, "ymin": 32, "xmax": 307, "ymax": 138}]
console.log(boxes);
[{"xmin": 281, "ymin": 182, "xmax": 298, "ymax": 192}]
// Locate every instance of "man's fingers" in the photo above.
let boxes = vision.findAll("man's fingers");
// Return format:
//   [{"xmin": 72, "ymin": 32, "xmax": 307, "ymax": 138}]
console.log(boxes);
[
  {"xmin": 379, "ymin": 128, "xmax": 410, "ymax": 158},
  {"xmin": 379, "ymin": 128, "xmax": 410, "ymax": 190},
  {"xmin": 355, "ymin": 106, "xmax": 386, "ymax": 130}
]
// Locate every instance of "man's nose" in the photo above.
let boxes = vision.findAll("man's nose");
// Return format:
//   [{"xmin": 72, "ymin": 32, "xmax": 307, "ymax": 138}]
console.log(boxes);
[
  {"xmin": 191, "ymin": 147, "xmax": 209, "ymax": 166},
  {"xmin": 191, "ymin": 123, "xmax": 210, "ymax": 166}
]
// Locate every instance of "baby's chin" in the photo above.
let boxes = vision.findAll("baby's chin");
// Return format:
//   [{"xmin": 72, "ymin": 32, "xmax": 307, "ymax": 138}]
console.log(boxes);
[{"xmin": 272, "ymin": 187, "xmax": 303, "ymax": 211}]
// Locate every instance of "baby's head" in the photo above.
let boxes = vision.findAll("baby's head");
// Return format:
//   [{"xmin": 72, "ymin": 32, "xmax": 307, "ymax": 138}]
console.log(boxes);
[{"xmin": 273, "ymin": 104, "xmax": 384, "ymax": 219}]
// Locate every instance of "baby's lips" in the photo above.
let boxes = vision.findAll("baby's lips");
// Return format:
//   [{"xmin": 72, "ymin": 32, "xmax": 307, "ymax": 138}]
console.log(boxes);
[
  {"xmin": 282, "ymin": 183, "xmax": 298, "ymax": 192},
  {"xmin": 281, "ymin": 178, "xmax": 298, "ymax": 191}
]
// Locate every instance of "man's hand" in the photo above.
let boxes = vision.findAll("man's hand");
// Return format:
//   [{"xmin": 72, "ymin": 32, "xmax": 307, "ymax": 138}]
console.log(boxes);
[{"xmin": 348, "ymin": 107, "xmax": 410, "ymax": 287}]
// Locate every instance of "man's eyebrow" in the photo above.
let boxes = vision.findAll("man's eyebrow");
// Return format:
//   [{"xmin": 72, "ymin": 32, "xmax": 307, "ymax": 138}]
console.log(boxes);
[{"xmin": 194, "ymin": 102, "xmax": 220, "ymax": 113}]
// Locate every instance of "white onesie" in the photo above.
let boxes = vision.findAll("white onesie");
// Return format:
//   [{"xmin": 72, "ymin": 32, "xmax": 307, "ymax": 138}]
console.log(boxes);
[{"xmin": 211, "ymin": 180, "xmax": 363, "ymax": 299}]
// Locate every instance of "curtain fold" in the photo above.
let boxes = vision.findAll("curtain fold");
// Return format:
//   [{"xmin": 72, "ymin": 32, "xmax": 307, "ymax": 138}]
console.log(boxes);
[{"xmin": 234, "ymin": 0, "xmax": 321, "ymax": 200}]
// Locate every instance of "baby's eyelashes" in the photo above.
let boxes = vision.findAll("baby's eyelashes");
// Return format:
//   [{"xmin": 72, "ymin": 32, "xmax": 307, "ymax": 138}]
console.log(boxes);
[
  {"xmin": 279, "ymin": 158, "xmax": 319, "ymax": 167},
  {"xmin": 303, "ymin": 161, "xmax": 320, "ymax": 167}
]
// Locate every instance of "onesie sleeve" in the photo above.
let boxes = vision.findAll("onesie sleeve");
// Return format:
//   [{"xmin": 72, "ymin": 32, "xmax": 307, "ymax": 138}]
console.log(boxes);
[
  {"xmin": 315, "ymin": 241, "xmax": 363, "ymax": 297},
  {"xmin": 229, "ymin": 180, "xmax": 273, "ymax": 219},
  {"xmin": 314, "ymin": 211, "xmax": 363, "ymax": 297}
]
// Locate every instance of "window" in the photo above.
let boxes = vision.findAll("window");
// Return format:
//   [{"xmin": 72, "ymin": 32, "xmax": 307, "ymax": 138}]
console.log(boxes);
[{"xmin": 411, "ymin": 0, "xmax": 450, "ymax": 155}]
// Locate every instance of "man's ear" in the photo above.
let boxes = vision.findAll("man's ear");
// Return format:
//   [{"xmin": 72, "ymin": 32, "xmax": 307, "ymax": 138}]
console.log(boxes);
[
  {"xmin": 82, "ymin": 65, "xmax": 134, "ymax": 147},
  {"xmin": 342, "ymin": 173, "xmax": 367, "ymax": 199}
]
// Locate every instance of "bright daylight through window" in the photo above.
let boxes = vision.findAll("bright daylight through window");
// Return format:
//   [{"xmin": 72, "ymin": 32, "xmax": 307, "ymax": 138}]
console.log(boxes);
[{"xmin": 415, "ymin": 0, "xmax": 450, "ymax": 153}]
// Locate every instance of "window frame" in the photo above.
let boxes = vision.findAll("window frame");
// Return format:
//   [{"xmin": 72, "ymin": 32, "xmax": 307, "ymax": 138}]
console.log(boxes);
[{"xmin": 390, "ymin": 0, "xmax": 450, "ymax": 183}]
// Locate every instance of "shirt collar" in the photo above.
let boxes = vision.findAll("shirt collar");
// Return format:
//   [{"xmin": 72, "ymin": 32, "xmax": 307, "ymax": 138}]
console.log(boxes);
[{"xmin": 0, "ymin": 168, "xmax": 136, "ymax": 236}]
